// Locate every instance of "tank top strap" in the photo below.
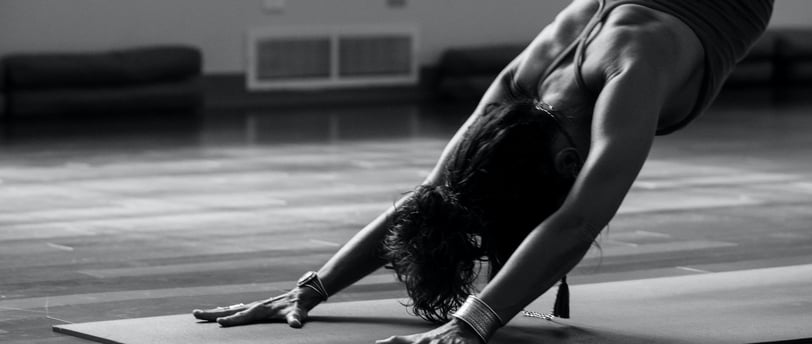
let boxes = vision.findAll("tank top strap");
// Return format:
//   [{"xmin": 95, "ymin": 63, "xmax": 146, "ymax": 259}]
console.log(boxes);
[
  {"xmin": 572, "ymin": 18, "xmax": 602, "ymax": 97},
  {"xmin": 539, "ymin": 0, "xmax": 608, "ymax": 96},
  {"xmin": 572, "ymin": 0, "xmax": 635, "ymax": 97},
  {"xmin": 539, "ymin": 35, "xmax": 584, "ymax": 84}
]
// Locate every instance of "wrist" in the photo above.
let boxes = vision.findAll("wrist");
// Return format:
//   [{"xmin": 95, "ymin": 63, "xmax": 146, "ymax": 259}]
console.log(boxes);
[
  {"xmin": 297, "ymin": 271, "xmax": 329, "ymax": 301},
  {"xmin": 293, "ymin": 286, "xmax": 324, "ymax": 311},
  {"xmin": 451, "ymin": 295, "xmax": 504, "ymax": 343},
  {"xmin": 449, "ymin": 317, "xmax": 487, "ymax": 344}
]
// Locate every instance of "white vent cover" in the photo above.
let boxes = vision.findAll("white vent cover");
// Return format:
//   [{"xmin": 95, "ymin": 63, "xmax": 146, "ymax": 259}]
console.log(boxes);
[{"xmin": 246, "ymin": 25, "xmax": 419, "ymax": 90}]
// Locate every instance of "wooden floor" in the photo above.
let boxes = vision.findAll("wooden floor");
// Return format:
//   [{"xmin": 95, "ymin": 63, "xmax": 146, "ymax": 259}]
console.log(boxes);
[{"xmin": 1, "ymin": 99, "xmax": 812, "ymax": 343}]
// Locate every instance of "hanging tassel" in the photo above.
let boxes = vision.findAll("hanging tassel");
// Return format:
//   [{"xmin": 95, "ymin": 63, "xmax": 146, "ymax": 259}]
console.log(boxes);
[{"xmin": 552, "ymin": 275, "xmax": 570, "ymax": 319}]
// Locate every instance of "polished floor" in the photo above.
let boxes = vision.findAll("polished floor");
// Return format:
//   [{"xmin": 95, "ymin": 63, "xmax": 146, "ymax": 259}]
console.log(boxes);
[{"xmin": 1, "ymin": 97, "xmax": 812, "ymax": 343}]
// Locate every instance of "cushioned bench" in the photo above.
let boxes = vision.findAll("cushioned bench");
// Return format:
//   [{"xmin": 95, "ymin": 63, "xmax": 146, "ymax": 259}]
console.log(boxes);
[
  {"xmin": 1, "ymin": 45, "xmax": 203, "ymax": 117},
  {"xmin": 774, "ymin": 29, "xmax": 812, "ymax": 100},
  {"xmin": 434, "ymin": 29, "xmax": 812, "ymax": 101},
  {"xmin": 433, "ymin": 44, "xmax": 525, "ymax": 99}
]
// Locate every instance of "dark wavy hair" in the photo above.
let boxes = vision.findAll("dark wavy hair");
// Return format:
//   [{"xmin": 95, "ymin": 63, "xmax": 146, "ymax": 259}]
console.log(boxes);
[{"xmin": 384, "ymin": 99, "xmax": 581, "ymax": 322}]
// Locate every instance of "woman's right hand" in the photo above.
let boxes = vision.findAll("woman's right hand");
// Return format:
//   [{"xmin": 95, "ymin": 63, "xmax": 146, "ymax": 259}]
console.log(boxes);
[{"xmin": 192, "ymin": 288, "xmax": 320, "ymax": 328}]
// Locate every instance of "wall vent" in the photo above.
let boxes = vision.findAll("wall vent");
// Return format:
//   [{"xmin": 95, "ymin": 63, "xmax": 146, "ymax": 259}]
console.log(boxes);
[{"xmin": 247, "ymin": 25, "xmax": 418, "ymax": 90}]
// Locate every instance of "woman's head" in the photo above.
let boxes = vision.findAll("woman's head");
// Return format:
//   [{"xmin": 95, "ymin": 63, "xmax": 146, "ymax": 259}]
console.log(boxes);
[
  {"xmin": 383, "ymin": 99, "xmax": 583, "ymax": 322},
  {"xmin": 383, "ymin": 184, "xmax": 485, "ymax": 322}
]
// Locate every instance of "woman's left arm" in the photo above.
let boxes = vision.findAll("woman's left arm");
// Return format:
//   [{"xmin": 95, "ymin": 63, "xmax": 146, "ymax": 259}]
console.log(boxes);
[
  {"xmin": 478, "ymin": 59, "xmax": 667, "ymax": 322},
  {"xmin": 379, "ymin": 58, "xmax": 669, "ymax": 343}
]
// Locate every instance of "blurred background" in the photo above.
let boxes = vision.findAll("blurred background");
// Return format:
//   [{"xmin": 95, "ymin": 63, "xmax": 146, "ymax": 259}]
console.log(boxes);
[{"xmin": 1, "ymin": 1, "xmax": 811, "ymax": 343}]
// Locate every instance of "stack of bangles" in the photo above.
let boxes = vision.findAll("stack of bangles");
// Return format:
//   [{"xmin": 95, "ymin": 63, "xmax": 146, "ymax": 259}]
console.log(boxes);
[{"xmin": 452, "ymin": 295, "xmax": 504, "ymax": 343}]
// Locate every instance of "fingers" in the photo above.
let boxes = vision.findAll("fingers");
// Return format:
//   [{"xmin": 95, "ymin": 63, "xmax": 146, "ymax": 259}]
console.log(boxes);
[
  {"xmin": 217, "ymin": 308, "xmax": 259, "ymax": 327},
  {"xmin": 216, "ymin": 302, "xmax": 299, "ymax": 328},
  {"xmin": 285, "ymin": 307, "xmax": 307, "ymax": 328},
  {"xmin": 196, "ymin": 295, "xmax": 309, "ymax": 329},
  {"xmin": 192, "ymin": 304, "xmax": 247, "ymax": 322}
]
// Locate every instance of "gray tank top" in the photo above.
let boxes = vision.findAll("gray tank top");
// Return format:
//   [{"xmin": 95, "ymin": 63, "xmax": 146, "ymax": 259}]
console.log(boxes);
[{"xmin": 538, "ymin": 0, "xmax": 773, "ymax": 135}]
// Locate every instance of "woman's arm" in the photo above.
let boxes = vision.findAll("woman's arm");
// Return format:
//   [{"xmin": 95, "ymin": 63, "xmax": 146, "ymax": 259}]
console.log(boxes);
[
  {"xmin": 378, "ymin": 45, "xmax": 670, "ymax": 344},
  {"xmin": 194, "ymin": 198, "xmax": 402, "ymax": 327},
  {"xmin": 316, "ymin": 199, "xmax": 400, "ymax": 295},
  {"xmin": 320, "ymin": 57, "xmax": 528, "ymax": 300},
  {"xmin": 196, "ymin": 58, "xmax": 527, "ymax": 328},
  {"xmin": 479, "ymin": 58, "xmax": 665, "ymax": 322},
  {"xmin": 310, "ymin": 58, "xmax": 526, "ymax": 298},
  {"xmin": 426, "ymin": 57, "xmax": 524, "ymax": 183}
]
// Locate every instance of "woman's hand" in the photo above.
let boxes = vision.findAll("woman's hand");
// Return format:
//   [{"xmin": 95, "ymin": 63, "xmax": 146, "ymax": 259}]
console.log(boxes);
[
  {"xmin": 376, "ymin": 318, "xmax": 483, "ymax": 344},
  {"xmin": 192, "ymin": 287, "xmax": 320, "ymax": 328}
]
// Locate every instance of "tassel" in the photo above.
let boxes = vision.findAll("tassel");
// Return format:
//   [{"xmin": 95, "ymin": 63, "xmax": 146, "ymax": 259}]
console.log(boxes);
[{"xmin": 552, "ymin": 275, "xmax": 570, "ymax": 319}]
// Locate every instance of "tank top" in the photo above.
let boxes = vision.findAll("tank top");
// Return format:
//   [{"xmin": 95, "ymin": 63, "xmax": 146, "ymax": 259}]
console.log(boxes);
[{"xmin": 540, "ymin": 0, "xmax": 774, "ymax": 135}]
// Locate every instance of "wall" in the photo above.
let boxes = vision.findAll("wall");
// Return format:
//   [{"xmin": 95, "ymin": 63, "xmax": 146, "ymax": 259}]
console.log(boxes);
[
  {"xmin": 1, "ymin": 0, "xmax": 809, "ymax": 74},
  {"xmin": 770, "ymin": 0, "xmax": 812, "ymax": 29}
]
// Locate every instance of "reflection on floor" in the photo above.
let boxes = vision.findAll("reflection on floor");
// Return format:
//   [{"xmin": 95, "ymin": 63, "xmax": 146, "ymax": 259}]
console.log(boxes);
[{"xmin": 1, "ymin": 100, "xmax": 812, "ymax": 343}]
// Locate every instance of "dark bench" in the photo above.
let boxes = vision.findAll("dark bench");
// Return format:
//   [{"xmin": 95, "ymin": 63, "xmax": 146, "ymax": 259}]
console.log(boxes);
[
  {"xmin": 434, "ymin": 29, "xmax": 812, "ymax": 101},
  {"xmin": 0, "ymin": 45, "xmax": 203, "ymax": 117}
]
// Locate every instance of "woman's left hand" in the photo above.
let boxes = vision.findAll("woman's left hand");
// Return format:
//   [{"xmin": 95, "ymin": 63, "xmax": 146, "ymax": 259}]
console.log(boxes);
[{"xmin": 375, "ymin": 318, "xmax": 483, "ymax": 344}]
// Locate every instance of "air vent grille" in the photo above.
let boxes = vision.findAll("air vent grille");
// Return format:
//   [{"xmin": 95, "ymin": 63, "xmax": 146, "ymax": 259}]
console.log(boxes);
[
  {"xmin": 247, "ymin": 25, "xmax": 418, "ymax": 90},
  {"xmin": 338, "ymin": 35, "xmax": 413, "ymax": 77},
  {"xmin": 256, "ymin": 37, "xmax": 331, "ymax": 80}
]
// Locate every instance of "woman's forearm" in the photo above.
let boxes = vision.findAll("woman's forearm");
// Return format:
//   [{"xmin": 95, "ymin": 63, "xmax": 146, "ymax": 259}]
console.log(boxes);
[
  {"xmin": 315, "ymin": 196, "xmax": 409, "ymax": 297},
  {"xmin": 478, "ymin": 214, "xmax": 596, "ymax": 322}
]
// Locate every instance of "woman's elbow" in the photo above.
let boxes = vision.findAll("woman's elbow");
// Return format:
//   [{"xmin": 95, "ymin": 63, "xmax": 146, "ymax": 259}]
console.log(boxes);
[{"xmin": 550, "ymin": 211, "xmax": 608, "ymax": 248}]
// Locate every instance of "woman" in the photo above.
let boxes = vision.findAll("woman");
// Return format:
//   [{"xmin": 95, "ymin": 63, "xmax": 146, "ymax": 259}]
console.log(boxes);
[{"xmin": 194, "ymin": 0, "xmax": 773, "ymax": 342}]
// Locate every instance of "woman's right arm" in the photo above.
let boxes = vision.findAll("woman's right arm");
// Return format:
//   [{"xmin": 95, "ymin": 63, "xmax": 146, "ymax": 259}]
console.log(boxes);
[
  {"xmin": 315, "ymin": 197, "xmax": 406, "ymax": 297},
  {"xmin": 193, "ymin": 56, "xmax": 524, "ymax": 328},
  {"xmin": 426, "ymin": 58, "xmax": 523, "ymax": 183},
  {"xmin": 192, "ymin": 196, "xmax": 408, "ymax": 327},
  {"xmin": 318, "ymin": 60, "xmax": 520, "ymax": 302},
  {"xmin": 317, "ymin": 55, "xmax": 524, "ymax": 291}
]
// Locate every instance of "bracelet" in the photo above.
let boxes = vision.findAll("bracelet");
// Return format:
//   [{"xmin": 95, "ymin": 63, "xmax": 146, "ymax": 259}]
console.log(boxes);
[
  {"xmin": 452, "ymin": 295, "xmax": 504, "ymax": 343},
  {"xmin": 296, "ymin": 271, "xmax": 329, "ymax": 301},
  {"xmin": 302, "ymin": 284, "xmax": 328, "ymax": 300}
]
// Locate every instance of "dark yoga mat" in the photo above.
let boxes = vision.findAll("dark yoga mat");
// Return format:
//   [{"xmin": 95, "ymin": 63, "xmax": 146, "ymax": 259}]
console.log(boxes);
[{"xmin": 54, "ymin": 264, "xmax": 812, "ymax": 344}]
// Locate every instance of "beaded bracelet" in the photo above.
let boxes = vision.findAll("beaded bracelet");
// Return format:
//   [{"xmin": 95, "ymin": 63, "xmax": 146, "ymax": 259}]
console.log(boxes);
[{"xmin": 452, "ymin": 295, "xmax": 504, "ymax": 343}]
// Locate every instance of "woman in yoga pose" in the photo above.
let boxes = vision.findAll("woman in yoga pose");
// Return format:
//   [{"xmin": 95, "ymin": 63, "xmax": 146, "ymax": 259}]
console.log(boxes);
[{"xmin": 194, "ymin": 0, "xmax": 773, "ymax": 342}]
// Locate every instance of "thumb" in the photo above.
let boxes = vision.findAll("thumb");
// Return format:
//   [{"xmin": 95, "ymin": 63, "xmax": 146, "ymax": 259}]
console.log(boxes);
[{"xmin": 286, "ymin": 307, "xmax": 307, "ymax": 328}]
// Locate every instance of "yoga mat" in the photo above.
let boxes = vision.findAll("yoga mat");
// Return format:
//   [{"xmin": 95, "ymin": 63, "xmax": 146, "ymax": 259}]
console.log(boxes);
[{"xmin": 54, "ymin": 264, "xmax": 812, "ymax": 344}]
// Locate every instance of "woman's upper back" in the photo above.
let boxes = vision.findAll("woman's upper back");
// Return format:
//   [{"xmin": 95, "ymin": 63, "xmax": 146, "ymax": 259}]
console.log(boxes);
[
  {"xmin": 508, "ymin": 0, "xmax": 772, "ymax": 135},
  {"xmin": 509, "ymin": 0, "xmax": 705, "ymax": 134}
]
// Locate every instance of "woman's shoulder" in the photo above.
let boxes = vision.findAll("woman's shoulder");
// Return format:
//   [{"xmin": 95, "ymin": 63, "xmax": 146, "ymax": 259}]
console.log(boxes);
[
  {"xmin": 580, "ymin": 6, "xmax": 704, "ymax": 93},
  {"xmin": 598, "ymin": 4, "xmax": 703, "ymax": 67}
]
